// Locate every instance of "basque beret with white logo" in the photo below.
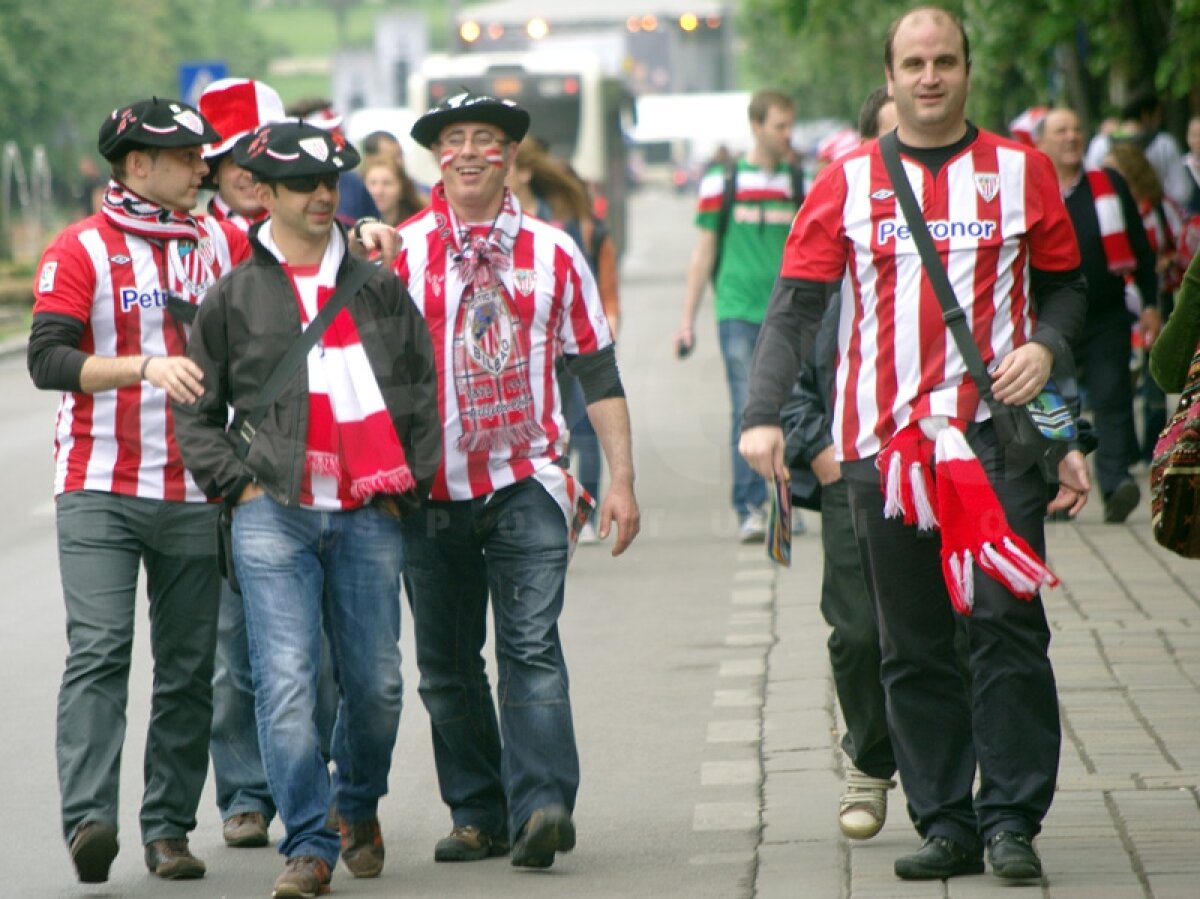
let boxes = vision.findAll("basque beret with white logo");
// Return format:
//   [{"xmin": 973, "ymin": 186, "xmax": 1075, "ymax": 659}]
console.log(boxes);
[
  {"xmin": 410, "ymin": 91, "xmax": 530, "ymax": 149},
  {"xmin": 97, "ymin": 97, "xmax": 220, "ymax": 162},
  {"xmin": 232, "ymin": 121, "xmax": 361, "ymax": 180}
]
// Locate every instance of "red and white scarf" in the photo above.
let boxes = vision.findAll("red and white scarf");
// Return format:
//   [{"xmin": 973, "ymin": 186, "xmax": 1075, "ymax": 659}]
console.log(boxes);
[
  {"xmin": 102, "ymin": 179, "xmax": 219, "ymax": 304},
  {"xmin": 259, "ymin": 222, "xmax": 414, "ymax": 503},
  {"xmin": 1085, "ymin": 168, "xmax": 1137, "ymax": 275},
  {"xmin": 879, "ymin": 417, "xmax": 1059, "ymax": 616},
  {"xmin": 429, "ymin": 184, "xmax": 543, "ymax": 452},
  {"xmin": 208, "ymin": 193, "xmax": 265, "ymax": 234}
]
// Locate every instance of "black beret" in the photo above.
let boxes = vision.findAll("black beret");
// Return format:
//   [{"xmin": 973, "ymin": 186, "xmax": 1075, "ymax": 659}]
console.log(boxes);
[
  {"xmin": 232, "ymin": 121, "xmax": 361, "ymax": 180},
  {"xmin": 410, "ymin": 91, "xmax": 530, "ymax": 149},
  {"xmin": 97, "ymin": 97, "xmax": 220, "ymax": 162}
]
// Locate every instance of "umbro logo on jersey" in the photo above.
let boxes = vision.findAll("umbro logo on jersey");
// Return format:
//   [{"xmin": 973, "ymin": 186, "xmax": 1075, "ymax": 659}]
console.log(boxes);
[
  {"xmin": 870, "ymin": 189, "xmax": 895, "ymax": 200},
  {"xmin": 109, "ymin": 254, "xmax": 131, "ymax": 265}
]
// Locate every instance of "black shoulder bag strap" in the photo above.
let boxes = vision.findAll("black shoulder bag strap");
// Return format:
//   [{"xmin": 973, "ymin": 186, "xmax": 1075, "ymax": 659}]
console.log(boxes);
[
  {"xmin": 229, "ymin": 258, "xmax": 378, "ymax": 462},
  {"xmin": 878, "ymin": 132, "xmax": 997, "ymax": 407},
  {"xmin": 711, "ymin": 160, "xmax": 739, "ymax": 285}
]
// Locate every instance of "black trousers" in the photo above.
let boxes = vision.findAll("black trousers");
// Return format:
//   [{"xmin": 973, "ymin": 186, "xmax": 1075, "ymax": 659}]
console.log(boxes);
[
  {"xmin": 842, "ymin": 422, "xmax": 1061, "ymax": 853},
  {"xmin": 818, "ymin": 479, "xmax": 895, "ymax": 780},
  {"xmin": 1076, "ymin": 320, "xmax": 1139, "ymax": 495}
]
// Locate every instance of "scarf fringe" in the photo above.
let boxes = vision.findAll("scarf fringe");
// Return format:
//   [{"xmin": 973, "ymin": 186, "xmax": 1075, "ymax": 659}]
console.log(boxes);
[
  {"xmin": 307, "ymin": 451, "xmax": 342, "ymax": 478},
  {"xmin": 910, "ymin": 461, "xmax": 938, "ymax": 530},
  {"xmin": 350, "ymin": 466, "xmax": 416, "ymax": 500},
  {"xmin": 944, "ymin": 550, "xmax": 976, "ymax": 615},
  {"xmin": 881, "ymin": 419, "xmax": 1060, "ymax": 617},
  {"xmin": 456, "ymin": 420, "xmax": 546, "ymax": 454}
]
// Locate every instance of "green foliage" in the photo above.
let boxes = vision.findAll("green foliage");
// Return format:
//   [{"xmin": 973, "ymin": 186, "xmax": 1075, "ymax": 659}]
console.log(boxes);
[
  {"xmin": 740, "ymin": 0, "xmax": 1199, "ymax": 135},
  {"xmin": 0, "ymin": 0, "xmax": 271, "ymax": 176}
]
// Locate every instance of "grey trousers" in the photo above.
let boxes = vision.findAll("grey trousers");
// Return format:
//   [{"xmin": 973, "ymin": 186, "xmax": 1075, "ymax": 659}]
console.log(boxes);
[{"xmin": 55, "ymin": 490, "xmax": 219, "ymax": 846}]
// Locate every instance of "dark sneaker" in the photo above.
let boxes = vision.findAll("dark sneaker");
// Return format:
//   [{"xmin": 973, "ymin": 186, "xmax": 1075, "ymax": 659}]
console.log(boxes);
[
  {"xmin": 223, "ymin": 811, "xmax": 269, "ymax": 848},
  {"xmin": 511, "ymin": 805, "xmax": 575, "ymax": 869},
  {"xmin": 894, "ymin": 836, "xmax": 984, "ymax": 880},
  {"xmin": 272, "ymin": 855, "xmax": 332, "ymax": 898},
  {"xmin": 1103, "ymin": 480, "xmax": 1140, "ymax": 523},
  {"xmin": 69, "ymin": 821, "xmax": 119, "ymax": 884},
  {"xmin": 987, "ymin": 831, "xmax": 1043, "ymax": 881},
  {"xmin": 338, "ymin": 815, "xmax": 384, "ymax": 878},
  {"xmin": 144, "ymin": 838, "xmax": 206, "ymax": 880},
  {"xmin": 434, "ymin": 824, "xmax": 510, "ymax": 862}
]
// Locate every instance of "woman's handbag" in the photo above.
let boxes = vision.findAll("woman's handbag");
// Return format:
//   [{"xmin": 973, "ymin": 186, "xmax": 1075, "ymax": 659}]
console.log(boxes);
[{"xmin": 1149, "ymin": 340, "xmax": 1200, "ymax": 557}]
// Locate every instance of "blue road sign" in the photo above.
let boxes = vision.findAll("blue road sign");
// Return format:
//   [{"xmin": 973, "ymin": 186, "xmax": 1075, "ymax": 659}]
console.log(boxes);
[{"xmin": 179, "ymin": 61, "xmax": 228, "ymax": 107}]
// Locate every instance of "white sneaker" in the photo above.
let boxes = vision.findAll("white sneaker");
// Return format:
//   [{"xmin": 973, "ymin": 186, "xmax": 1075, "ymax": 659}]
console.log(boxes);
[
  {"xmin": 577, "ymin": 522, "xmax": 599, "ymax": 544},
  {"xmin": 838, "ymin": 766, "xmax": 896, "ymax": 840},
  {"xmin": 738, "ymin": 509, "xmax": 767, "ymax": 544}
]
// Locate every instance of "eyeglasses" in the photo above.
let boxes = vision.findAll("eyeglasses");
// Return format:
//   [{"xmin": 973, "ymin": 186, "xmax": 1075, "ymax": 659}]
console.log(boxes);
[
  {"xmin": 274, "ymin": 173, "xmax": 340, "ymax": 193},
  {"xmin": 440, "ymin": 129, "xmax": 505, "ymax": 150}
]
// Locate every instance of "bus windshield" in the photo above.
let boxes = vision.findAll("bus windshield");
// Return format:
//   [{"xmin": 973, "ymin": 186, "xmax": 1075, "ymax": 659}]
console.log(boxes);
[{"xmin": 427, "ymin": 73, "xmax": 582, "ymax": 159}]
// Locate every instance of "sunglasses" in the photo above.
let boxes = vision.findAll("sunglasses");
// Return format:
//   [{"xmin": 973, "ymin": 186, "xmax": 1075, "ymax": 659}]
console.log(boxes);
[{"xmin": 274, "ymin": 172, "xmax": 340, "ymax": 193}]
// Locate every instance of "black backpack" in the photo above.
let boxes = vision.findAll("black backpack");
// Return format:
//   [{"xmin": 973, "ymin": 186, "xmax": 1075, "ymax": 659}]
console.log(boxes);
[{"xmin": 711, "ymin": 159, "xmax": 806, "ymax": 285}]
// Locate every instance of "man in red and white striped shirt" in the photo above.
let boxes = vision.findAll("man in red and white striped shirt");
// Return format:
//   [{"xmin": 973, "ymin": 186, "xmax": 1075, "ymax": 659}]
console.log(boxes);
[
  {"xmin": 741, "ymin": 7, "xmax": 1090, "ymax": 884},
  {"xmin": 393, "ymin": 92, "xmax": 640, "ymax": 870},
  {"xmin": 27, "ymin": 97, "xmax": 248, "ymax": 885}
]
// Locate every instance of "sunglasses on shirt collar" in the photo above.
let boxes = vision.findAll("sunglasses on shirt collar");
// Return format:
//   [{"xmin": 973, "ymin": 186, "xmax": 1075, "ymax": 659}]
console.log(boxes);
[{"xmin": 269, "ymin": 172, "xmax": 341, "ymax": 194}]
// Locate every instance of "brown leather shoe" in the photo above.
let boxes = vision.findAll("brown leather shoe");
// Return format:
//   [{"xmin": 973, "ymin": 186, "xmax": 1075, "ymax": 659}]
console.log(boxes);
[
  {"xmin": 434, "ymin": 824, "xmax": 510, "ymax": 861},
  {"xmin": 511, "ymin": 806, "xmax": 575, "ymax": 869},
  {"xmin": 144, "ymin": 838, "xmax": 206, "ymax": 880},
  {"xmin": 272, "ymin": 855, "xmax": 331, "ymax": 898},
  {"xmin": 223, "ymin": 811, "xmax": 269, "ymax": 848},
  {"xmin": 69, "ymin": 821, "xmax": 119, "ymax": 883},
  {"xmin": 338, "ymin": 815, "xmax": 384, "ymax": 878}
]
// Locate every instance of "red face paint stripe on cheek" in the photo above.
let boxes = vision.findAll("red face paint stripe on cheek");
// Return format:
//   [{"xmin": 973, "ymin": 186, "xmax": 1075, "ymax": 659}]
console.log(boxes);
[
  {"xmin": 484, "ymin": 147, "xmax": 505, "ymax": 167},
  {"xmin": 439, "ymin": 149, "xmax": 456, "ymax": 170}
]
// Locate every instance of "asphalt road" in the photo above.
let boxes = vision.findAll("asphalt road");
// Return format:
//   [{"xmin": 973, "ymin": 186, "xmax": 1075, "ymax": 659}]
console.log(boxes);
[{"xmin": 0, "ymin": 187, "xmax": 773, "ymax": 899}]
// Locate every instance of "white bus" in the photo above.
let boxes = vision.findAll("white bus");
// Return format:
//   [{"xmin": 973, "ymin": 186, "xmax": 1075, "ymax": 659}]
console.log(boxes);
[{"xmin": 409, "ymin": 51, "xmax": 632, "ymax": 254}]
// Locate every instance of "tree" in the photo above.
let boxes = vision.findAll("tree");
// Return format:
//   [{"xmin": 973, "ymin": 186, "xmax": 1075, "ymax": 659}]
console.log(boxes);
[{"xmin": 739, "ymin": 0, "xmax": 1200, "ymax": 138}]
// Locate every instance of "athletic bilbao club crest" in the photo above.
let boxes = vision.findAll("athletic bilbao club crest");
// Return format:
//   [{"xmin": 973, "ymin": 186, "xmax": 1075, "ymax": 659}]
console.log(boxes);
[
  {"xmin": 974, "ymin": 173, "xmax": 1000, "ymax": 203},
  {"xmin": 427, "ymin": 272, "xmax": 444, "ymax": 298},
  {"xmin": 299, "ymin": 137, "xmax": 329, "ymax": 162},
  {"xmin": 197, "ymin": 236, "xmax": 215, "ymax": 266},
  {"xmin": 466, "ymin": 287, "xmax": 514, "ymax": 375},
  {"xmin": 173, "ymin": 110, "xmax": 205, "ymax": 135},
  {"xmin": 513, "ymin": 267, "xmax": 535, "ymax": 295}
]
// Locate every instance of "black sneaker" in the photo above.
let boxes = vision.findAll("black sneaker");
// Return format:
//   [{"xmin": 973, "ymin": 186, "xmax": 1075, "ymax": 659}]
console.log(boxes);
[
  {"xmin": 69, "ymin": 821, "xmax": 119, "ymax": 884},
  {"xmin": 1103, "ymin": 480, "xmax": 1140, "ymax": 523},
  {"xmin": 894, "ymin": 836, "xmax": 984, "ymax": 880},
  {"xmin": 511, "ymin": 805, "xmax": 575, "ymax": 869},
  {"xmin": 987, "ymin": 831, "xmax": 1042, "ymax": 880}
]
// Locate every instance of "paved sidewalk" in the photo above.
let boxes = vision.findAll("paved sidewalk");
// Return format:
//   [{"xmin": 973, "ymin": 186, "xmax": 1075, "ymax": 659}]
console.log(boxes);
[{"xmin": 754, "ymin": 471, "xmax": 1200, "ymax": 898}]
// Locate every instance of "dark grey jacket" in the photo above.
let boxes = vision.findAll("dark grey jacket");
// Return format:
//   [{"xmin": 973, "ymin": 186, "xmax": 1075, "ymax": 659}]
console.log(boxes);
[
  {"xmin": 173, "ymin": 228, "xmax": 441, "ymax": 513},
  {"xmin": 781, "ymin": 293, "xmax": 839, "ymax": 510}
]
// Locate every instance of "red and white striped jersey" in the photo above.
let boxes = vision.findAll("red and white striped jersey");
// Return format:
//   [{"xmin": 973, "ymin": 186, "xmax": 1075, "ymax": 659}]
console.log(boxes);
[
  {"xmin": 33, "ymin": 213, "xmax": 249, "ymax": 499},
  {"xmin": 781, "ymin": 130, "xmax": 1080, "ymax": 461},
  {"xmin": 394, "ymin": 206, "xmax": 613, "ymax": 516}
]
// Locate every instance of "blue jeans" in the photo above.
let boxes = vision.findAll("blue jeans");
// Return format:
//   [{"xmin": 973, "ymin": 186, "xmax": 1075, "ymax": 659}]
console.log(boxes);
[
  {"xmin": 232, "ymin": 495, "xmax": 404, "ymax": 866},
  {"xmin": 210, "ymin": 579, "xmax": 340, "ymax": 823},
  {"xmin": 400, "ymin": 478, "xmax": 578, "ymax": 841},
  {"xmin": 718, "ymin": 318, "xmax": 768, "ymax": 518}
]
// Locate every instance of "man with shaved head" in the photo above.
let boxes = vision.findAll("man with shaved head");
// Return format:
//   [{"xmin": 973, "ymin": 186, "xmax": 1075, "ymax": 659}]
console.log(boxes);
[{"xmin": 741, "ymin": 6, "xmax": 1090, "ymax": 882}]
